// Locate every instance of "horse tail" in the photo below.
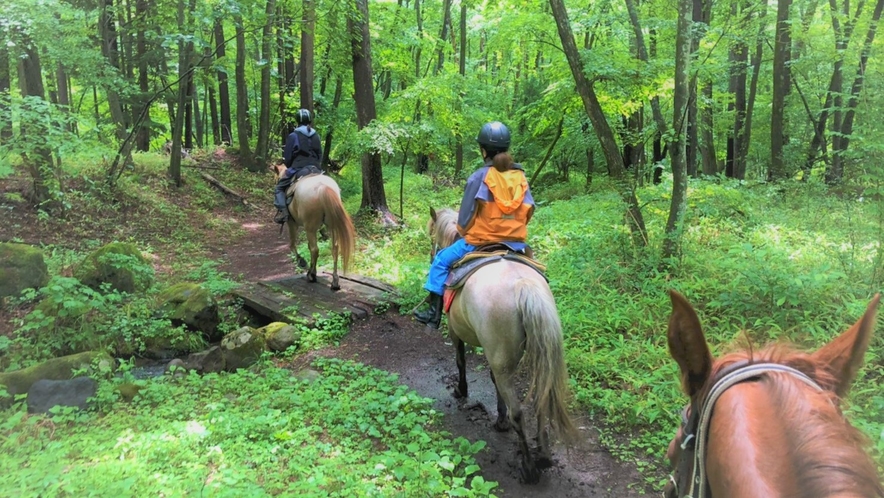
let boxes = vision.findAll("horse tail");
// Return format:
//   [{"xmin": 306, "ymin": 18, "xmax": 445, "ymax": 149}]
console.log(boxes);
[
  {"xmin": 517, "ymin": 277, "xmax": 578, "ymax": 444},
  {"xmin": 318, "ymin": 186, "xmax": 356, "ymax": 272}
]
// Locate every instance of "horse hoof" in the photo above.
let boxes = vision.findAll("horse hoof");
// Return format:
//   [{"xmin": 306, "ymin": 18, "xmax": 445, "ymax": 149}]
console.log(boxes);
[
  {"xmin": 296, "ymin": 257, "xmax": 308, "ymax": 269},
  {"xmin": 519, "ymin": 464, "xmax": 541, "ymax": 485},
  {"xmin": 453, "ymin": 387, "xmax": 467, "ymax": 399},
  {"xmin": 493, "ymin": 420, "xmax": 511, "ymax": 432},
  {"xmin": 307, "ymin": 272, "xmax": 317, "ymax": 283}
]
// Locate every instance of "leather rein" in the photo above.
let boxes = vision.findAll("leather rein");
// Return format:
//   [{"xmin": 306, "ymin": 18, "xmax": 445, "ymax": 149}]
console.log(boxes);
[{"xmin": 667, "ymin": 362, "xmax": 824, "ymax": 498}]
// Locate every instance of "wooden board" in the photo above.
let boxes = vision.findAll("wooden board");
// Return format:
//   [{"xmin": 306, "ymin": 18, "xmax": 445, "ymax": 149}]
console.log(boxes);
[{"xmin": 232, "ymin": 272, "xmax": 399, "ymax": 327}]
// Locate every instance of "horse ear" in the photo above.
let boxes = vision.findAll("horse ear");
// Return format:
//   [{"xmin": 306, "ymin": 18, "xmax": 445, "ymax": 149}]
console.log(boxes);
[
  {"xmin": 667, "ymin": 290, "xmax": 713, "ymax": 397},
  {"xmin": 430, "ymin": 207, "xmax": 437, "ymax": 222},
  {"xmin": 810, "ymin": 294, "xmax": 879, "ymax": 398}
]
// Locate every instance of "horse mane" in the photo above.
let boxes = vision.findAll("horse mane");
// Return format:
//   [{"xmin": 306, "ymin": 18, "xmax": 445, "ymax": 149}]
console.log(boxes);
[
  {"xmin": 712, "ymin": 344, "xmax": 884, "ymax": 497},
  {"xmin": 430, "ymin": 208, "xmax": 460, "ymax": 249}
]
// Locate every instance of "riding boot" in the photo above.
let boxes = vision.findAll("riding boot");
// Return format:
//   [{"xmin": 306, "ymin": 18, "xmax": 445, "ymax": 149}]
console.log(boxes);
[
  {"xmin": 274, "ymin": 191, "xmax": 288, "ymax": 224},
  {"xmin": 414, "ymin": 292, "xmax": 443, "ymax": 329}
]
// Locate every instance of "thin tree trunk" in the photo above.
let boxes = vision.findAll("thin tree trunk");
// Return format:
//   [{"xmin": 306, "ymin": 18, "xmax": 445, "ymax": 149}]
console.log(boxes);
[
  {"xmin": 134, "ymin": 0, "xmax": 151, "ymax": 151},
  {"xmin": 214, "ymin": 20, "xmax": 233, "ymax": 145},
  {"xmin": 320, "ymin": 77, "xmax": 343, "ymax": 170},
  {"xmin": 184, "ymin": 77, "xmax": 194, "ymax": 150},
  {"xmin": 170, "ymin": 0, "xmax": 196, "ymax": 186},
  {"xmin": 455, "ymin": 2, "xmax": 466, "ymax": 175},
  {"xmin": 99, "ymin": 0, "xmax": 128, "ymax": 141},
  {"xmin": 255, "ymin": 0, "xmax": 277, "ymax": 169},
  {"xmin": 234, "ymin": 15, "xmax": 253, "ymax": 168},
  {"xmin": 529, "ymin": 117, "xmax": 565, "ymax": 184},
  {"xmin": 56, "ymin": 63, "xmax": 74, "ymax": 134},
  {"xmin": 770, "ymin": 0, "xmax": 792, "ymax": 180},
  {"xmin": 435, "ymin": 0, "xmax": 453, "ymax": 74},
  {"xmin": 300, "ymin": 0, "xmax": 315, "ymax": 113},
  {"xmin": 741, "ymin": 9, "xmax": 766, "ymax": 180},
  {"xmin": 192, "ymin": 85, "xmax": 203, "ymax": 148},
  {"xmin": 663, "ymin": 0, "xmax": 693, "ymax": 260},
  {"xmin": 549, "ymin": 0, "xmax": 647, "ymax": 245},
  {"xmin": 0, "ymin": 41, "xmax": 10, "ymax": 141}
]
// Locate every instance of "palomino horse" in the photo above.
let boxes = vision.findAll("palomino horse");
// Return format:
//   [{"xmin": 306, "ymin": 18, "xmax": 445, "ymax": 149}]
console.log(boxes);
[
  {"xmin": 428, "ymin": 207, "xmax": 577, "ymax": 484},
  {"xmin": 271, "ymin": 164, "xmax": 356, "ymax": 290},
  {"xmin": 664, "ymin": 290, "xmax": 883, "ymax": 498}
]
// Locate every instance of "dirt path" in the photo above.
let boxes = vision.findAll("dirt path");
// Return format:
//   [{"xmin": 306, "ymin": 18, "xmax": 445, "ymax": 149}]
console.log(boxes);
[{"xmin": 219, "ymin": 220, "xmax": 658, "ymax": 497}]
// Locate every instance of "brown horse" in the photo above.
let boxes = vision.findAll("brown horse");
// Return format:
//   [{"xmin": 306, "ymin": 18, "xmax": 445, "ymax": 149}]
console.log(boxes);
[
  {"xmin": 429, "ymin": 207, "xmax": 577, "ymax": 484},
  {"xmin": 271, "ymin": 164, "xmax": 356, "ymax": 290},
  {"xmin": 664, "ymin": 290, "xmax": 883, "ymax": 498}
]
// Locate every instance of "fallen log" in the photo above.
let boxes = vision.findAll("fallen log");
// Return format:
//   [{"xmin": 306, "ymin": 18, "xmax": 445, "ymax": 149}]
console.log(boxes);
[{"xmin": 199, "ymin": 172, "xmax": 257, "ymax": 209}]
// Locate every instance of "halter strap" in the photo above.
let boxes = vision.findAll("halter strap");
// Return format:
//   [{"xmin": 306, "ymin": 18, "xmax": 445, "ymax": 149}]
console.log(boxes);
[{"xmin": 683, "ymin": 363, "xmax": 824, "ymax": 498}]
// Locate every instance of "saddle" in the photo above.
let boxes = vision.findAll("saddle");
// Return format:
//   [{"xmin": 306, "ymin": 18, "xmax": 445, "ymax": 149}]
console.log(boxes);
[
  {"xmin": 442, "ymin": 245, "xmax": 547, "ymax": 314},
  {"xmin": 284, "ymin": 168, "xmax": 323, "ymax": 200}
]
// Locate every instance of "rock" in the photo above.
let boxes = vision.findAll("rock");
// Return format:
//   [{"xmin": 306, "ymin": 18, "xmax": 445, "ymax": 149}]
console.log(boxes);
[
  {"xmin": 220, "ymin": 327, "xmax": 266, "ymax": 371},
  {"xmin": 27, "ymin": 377, "xmax": 97, "ymax": 414},
  {"xmin": 260, "ymin": 322, "xmax": 301, "ymax": 352},
  {"xmin": 73, "ymin": 242, "xmax": 152, "ymax": 294},
  {"xmin": 185, "ymin": 346, "xmax": 225, "ymax": 374},
  {"xmin": 0, "ymin": 243, "xmax": 49, "ymax": 299},
  {"xmin": 294, "ymin": 368, "xmax": 321, "ymax": 384},
  {"xmin": 0, "ymin": 351, "xmax": 113, "ymax": 398},
  {"xmin": 156, "ymin": 282, "xmax": 221, "ymax": 341}
]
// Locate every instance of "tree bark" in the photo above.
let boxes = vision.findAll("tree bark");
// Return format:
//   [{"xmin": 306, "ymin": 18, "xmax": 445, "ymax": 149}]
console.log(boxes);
[
  {"xmin": 99, "ymin": 0, "xmax": 128, "ymax": 141},
  {"xmin": 19, "ymin": 38, "xmax": 53, "ymax": 204},
  {"xmin": 134, "ymin": 0, "xmax": 151, "ymax": 151},
  {"xmin": 726, "ymin": 1, "xmax": 748, "ymax": 179},
  {"xmin": 436, "ymin": 0, "xmax": 453, "ymax": 74},
  {"xmin": 0, "ymin": 41, "xmax": 11, "ymax": 141},
  {"xmin": 770, "ymin": 0, "xmax": 792, "ymax": 180},
  {"xmin": 169, "ymin": 0, "xmax": 196, "ymax": 186},
  {"xmin": 350, "ymin": 0, "xmax": 392, "ymax": 217},
  {"xmin": 549, "ymin": 0, "xmax": 647, "ymax": 244},
  {"xmin": 234, "ymin": 15, "xmax": 253, "ymax": 168},
  {"xmin": 214, "ymin": 20, "xmax": 233, "ymax": 145},
  {"xmin": 663, "ymin": 0, "xmax": 693, "ymax": 260},
  {"xmin": 455, "ymin": 2, "xmax": 466, "ymax": 175},
  {"xmin": 300, "ymin": 0, "xmax": 315, "ymax": 113},
  {"xmin": 320, "ymin": 77, "xmax": 343, "ymax": 170},
  {"xmin": 828, "ymin": 0, "xmax": 884, "ymax": 183},
  {"xmin": 255, "ymin": 0, "xmax": 278, "ymax": 170}
]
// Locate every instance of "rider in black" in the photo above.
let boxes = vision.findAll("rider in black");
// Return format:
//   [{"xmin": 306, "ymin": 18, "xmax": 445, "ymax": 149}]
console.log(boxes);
[{"xmin": 274, "ymin": 109, "xmax": 323, "ymax": 224}]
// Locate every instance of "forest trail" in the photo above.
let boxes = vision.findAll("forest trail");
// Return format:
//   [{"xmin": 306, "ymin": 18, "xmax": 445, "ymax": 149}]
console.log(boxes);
[{"xmin": 217, "ymin": 219, "xmax": 659, "ymax": 497}]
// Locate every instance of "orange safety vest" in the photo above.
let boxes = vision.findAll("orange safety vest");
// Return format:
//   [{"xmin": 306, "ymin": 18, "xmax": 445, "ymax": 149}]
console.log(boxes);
[{"xmin": 461, "ymin": 168, "xmax": 534, "ymax": 245}]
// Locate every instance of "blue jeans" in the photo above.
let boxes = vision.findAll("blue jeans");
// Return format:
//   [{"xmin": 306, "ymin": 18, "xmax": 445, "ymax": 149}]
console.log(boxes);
[{"xmin": 424, "ymin": 238, "xmax": 476, "ymax": 295}]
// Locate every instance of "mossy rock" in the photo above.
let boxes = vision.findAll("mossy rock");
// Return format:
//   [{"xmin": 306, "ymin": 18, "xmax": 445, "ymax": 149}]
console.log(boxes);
[
  {"xmin": 259, "ymin": 322, "xmax": 301, "ymax": 352},
  {"xmin": 156, "ymin": 282, "xmax": 221, "ymax": 341},
  {"xmin": 74, "ymin": 242, "xmax": 152, "ymax": 294},
  {"xmin": 0, "ymin": 351, "xmax": 113, "ymax": 399},
  {"xmin": 221, "ymin": 326, "xmax": 266, "ymax": 371},
  {"xmin": 0, "ymin": 243, "xmax": 50, "ymax": 299}
]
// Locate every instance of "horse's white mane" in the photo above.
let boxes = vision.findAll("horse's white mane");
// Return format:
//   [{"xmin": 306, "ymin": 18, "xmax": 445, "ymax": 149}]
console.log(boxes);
[{"xmin": 432, "ymin": 208, "xmax": 460, "ymax": 249}]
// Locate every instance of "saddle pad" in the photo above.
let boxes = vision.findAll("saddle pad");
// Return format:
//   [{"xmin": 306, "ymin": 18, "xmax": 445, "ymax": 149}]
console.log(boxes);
[
  {"xmin": 443, "ymin": 251, "xmax": 548, "ymax": 291},
  {"xmin": 443, "ymin": 288, "xmax": 456, "ymax": 314}
]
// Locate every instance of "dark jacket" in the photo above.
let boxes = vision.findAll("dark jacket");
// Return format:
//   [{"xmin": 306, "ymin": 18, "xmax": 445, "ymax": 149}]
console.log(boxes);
[{"xmin": 284, "ymin": 126, "xmax": 323, "ymax": 170}]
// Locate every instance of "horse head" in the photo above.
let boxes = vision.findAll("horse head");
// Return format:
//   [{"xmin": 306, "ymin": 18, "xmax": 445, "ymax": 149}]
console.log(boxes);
[
  {"xmin": 270, "ymin": 162, "xmax": 286, "ymax": 181},
  {"xmin": 664, "ymin": 290, "xmax": 883, "ymax": 498}
]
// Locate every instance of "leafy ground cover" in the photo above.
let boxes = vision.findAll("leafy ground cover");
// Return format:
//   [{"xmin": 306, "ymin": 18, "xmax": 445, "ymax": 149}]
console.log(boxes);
[{"xmin": 0, "ymin": 358, "xmax": 494, "ymax": 497}]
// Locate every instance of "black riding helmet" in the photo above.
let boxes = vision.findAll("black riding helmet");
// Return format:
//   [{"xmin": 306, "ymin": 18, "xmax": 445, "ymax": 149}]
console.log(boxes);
[
  {"xmin": 296, "ymin": 109, "xmax": 312, "ymax": 125},
  {"xmin": 476, "ymin": 121, "xmax": 511, "ymax": 154}
]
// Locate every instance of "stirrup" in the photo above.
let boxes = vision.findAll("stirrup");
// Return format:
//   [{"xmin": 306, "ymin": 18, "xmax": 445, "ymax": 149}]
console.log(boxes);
[{"xmin": 274, "ymin": 210, "xmax": 288, "ymax": 224}]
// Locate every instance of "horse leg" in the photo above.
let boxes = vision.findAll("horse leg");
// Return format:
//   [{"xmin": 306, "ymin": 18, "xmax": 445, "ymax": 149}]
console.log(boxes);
[
  {"xmin": 287, "ymin": 222, "xmax": 307, "ymax": 269},
  {"xmin": 495, "ymin": 370, "xmax": 540, "ymax": 484},
  {"xmin": 306, "ymin": 229, "xmax": 319, "ymax": 282},
  {"xmin": 452, "ymin": 337, "xmax": 468, "ymax": 399},
  {"xmin": 330, "ymin": 230, "xmax": 340, "ymax": 291},
  {"xmin": 535, "ymin": 408, "xmax": 553, "ymax": 469},
  {"xmin": 489, "ymin": 370, "xmax": 510, "ymax": 432}
]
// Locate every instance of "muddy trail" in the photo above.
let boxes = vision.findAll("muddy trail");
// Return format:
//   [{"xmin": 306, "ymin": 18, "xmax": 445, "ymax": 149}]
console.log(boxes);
[{"xmin": 218, "ymin": 222, "xmax": 658, "ymax": 497}]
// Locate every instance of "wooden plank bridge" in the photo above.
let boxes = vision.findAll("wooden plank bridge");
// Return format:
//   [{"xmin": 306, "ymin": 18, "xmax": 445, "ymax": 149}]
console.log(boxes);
[{"xmin": 232, "ymin": 272, "xmax": 399, "ymax": 325}]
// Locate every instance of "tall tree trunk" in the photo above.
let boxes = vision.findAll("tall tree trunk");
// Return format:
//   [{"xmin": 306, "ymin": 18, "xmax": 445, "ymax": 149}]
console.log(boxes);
[
  {"xmin": 300, "ymin": 0, "xmax": 315, "ymax": 113},
  {"xmin": 700, "ymin": 82, "xmax": 716, "ymax": 175},
  {"xmin": 350, "ymin": 0, "xmax": 392, "ymax": 218},
  {"xmin": 277, "ymin": 5, "xmax": 289, "ymax": 143},
  {"xmin": 770, "ymin": 0, "xmax": 792, "ymax": 180},
  {"xmin": 455, "ymin": 2, "xmax": 466, "ymax": 175},
  {"xmin": 214, "ymin": 20, "xmax": 233, "ymax": 145},
  {"xmin": 234, "ymin": 15, "xmax": 253, "ymax": 168},
  {"xmin": 99, "ymin": 0, "xmax": 128, "ymax": 141},
  {"xmin": 19, "ymin": 39, "xmax": 53, "ymax": 204},
  {"xmin": 205, "ymin": 46, "xmax": 220, "ymax": 145},
  {"xmin": 191, "ymin": 83, "xmax": 202, "ymax": 148},
  {"xmin": 0, "ymin": 41, "xmax": 11, "ymax": 141},
  {"xmin": 726, "ymin": 1, "xmax": 748, "ymax": 179},
  {"xmin": 741, "ymin": 10, "xmax": 767, "ymax": 180},
  {"xmin": 663, "ymin": 0, "xmax": 693, "ymax": 260},
  {"xmin": 134, "ymin": 0, "xmax": 151, "ymax": 151},
  {"xmin": 549, "ymin": 0, "xmax": 647, "ymax": 245},
  {"xmin": 56, "ymin": 63, "xmax": 73, "ymax": 134},
  {"xmin": 184, "ymin": 77, "xmax": 194, "ymax": 150},
  {"xmin": 170, "ymin": 0, "xmax": 196, "ymax": 186},
  {"xmin": 255, "ymin": 0, "xmax": 277, "ymax": 169},
  {"xmin": 829, "ymin": 0, "xmax": 884, "ymax": 183},
  {"xmin": 320, "ymin": 77, "xmax": 343, "ymax": 170},
  {"xmin": 624, "ymin": 0, "xmax": 669, "ymax": 154},
  {"xmin": 436, "ymin": 0, "xmax": 453, "ymax": 74}
]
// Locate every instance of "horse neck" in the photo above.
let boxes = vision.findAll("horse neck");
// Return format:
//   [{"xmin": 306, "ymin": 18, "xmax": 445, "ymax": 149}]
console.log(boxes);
[{"xmin": 705, "ymin": 375, "xmax": 883, "ymax": 498}]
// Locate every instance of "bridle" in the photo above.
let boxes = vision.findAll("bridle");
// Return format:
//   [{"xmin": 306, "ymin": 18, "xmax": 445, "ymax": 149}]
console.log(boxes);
[{"xmin": 665, "ymin": 361, "xmax": 824, "ymax": 498}]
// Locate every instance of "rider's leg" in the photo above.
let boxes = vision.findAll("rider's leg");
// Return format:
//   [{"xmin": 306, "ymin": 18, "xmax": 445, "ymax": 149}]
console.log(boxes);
[{"xmin": 415, "ymin": 239, "xmax": 474, "ymax": 328}]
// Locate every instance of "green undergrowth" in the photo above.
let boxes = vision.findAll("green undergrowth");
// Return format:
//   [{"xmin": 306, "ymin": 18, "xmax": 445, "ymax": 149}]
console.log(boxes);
[{"xmin": 0, "ymin": 358, "xmax": 497, "ymax": 497}]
